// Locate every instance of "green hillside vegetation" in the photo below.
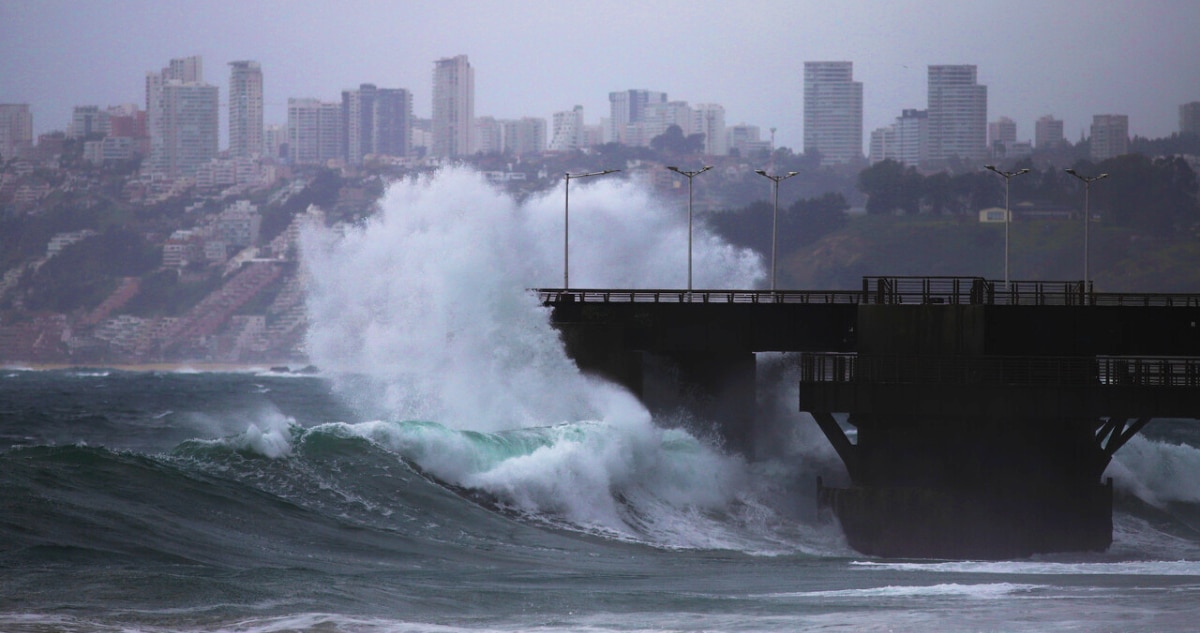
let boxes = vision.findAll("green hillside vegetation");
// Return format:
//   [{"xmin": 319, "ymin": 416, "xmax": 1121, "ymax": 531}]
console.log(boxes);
[
  {"xmin": 770, "ymin": 214, "xmax": 1200, "ymax": 292},
  {"xmin": 703, "ymin": 151, "xmax": 1200, "ymax": 292},
  {"xmin": 21, "ymin": 228, "xmax": 160, "ymax": 312}
]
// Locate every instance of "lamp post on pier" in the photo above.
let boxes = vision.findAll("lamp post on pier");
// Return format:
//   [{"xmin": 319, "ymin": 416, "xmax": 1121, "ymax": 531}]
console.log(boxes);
[
  {"xmin": 985, "ymin": 165, "xmax": 1031, "ymax": 288},
  {"xmin": 1065, "ymin": 168, "xmax": 1109, "ymax": 288},
  {"xmin": 666, "ymin": 165, "xmax": 712, "ymax": 292},
  {"xmin": 755, "ymin": 169, "xmax": 799, "ymax": 291},
  {"xmin": 563, "ymin": 169, "xmax": 620, "ymax": 289}
]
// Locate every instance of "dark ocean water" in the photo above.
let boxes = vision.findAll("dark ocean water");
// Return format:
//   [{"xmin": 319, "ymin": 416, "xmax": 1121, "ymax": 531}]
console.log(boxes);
[{"xmin": 3, "ymin": 368, "xmax": 1200, "ymax": 633}]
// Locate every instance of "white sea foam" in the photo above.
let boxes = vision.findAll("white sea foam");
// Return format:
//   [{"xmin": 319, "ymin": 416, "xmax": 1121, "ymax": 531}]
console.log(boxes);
[
  {"xmin": 301, "ymin": 167, "xmax": 760, "ymax": 430},
  {"xmin": 852, "ymin": 559, "xmax": 1200, "ymax": 577},
  {"xmin": 296, "ymin": 168, "xmax": 819, "ymax": 550},
  {"xmin": 767, "ymin": 582, "xmax": 1045, "ymax": 600},
  {"xmin": 1107, "ymin": 434, "xmax": 1200, "ymax": 508}
]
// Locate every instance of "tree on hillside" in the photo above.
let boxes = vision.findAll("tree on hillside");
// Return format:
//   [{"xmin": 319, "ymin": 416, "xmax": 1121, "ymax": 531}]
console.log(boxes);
[
  {"xmin": 704, "ymin": 201, "xmax": 772, "ymax": 255},
  {"xmin": 785, "ymin": 192, "xmax": 849, "ymax": 245},
  {"xmin": 650, "ymin": 125, "xmax": 705, "ymax": 156},
  {"xmin": 858, "ymin": 159, "xmax": 921, "ymax": 214},
  {"xmin": 1088, "ymin": 154, "xmax": 1199, "ymax": 235},
  {"xmin": 23, "ymin": 228, "xmax": 159, "ymax": 313},
  {"xmin": 922, "ymin": 172, "xmax": 955, "ymax": 215},
  {"xmin": 704, "ymin": 193, "xmax": 849, "ymax": 259}
]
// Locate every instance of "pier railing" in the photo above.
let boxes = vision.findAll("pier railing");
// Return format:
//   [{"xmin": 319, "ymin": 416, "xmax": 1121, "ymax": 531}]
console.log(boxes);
[
  {"xmin": 536, "ymin": 288, "xmax": 864, "ymax": 305},
  {"xmin": 798, "ymin": 353, "xmax": 1200, "ymax": 388},
  {"xmin": 537, "ymin": 276, "xmax": 1200, "ymax": 308}
]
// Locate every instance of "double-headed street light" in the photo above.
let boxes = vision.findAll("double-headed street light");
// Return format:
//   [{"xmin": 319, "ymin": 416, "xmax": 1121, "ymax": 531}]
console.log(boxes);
[
  {"xmin": 755, "ymin": 169, "xmax": 799, "ymax": 291},
  {"xmin": 1065, "ymin": 168, "xmax": 1109, "ymax": 288},
  {"xmin": 984, "ymin": 165, "xmax": 1031, "ymax": 288},
  {"xmin": 563, "ymin": 169, "xmax": 620, "ymax": 289},
  {"xmin": 666, "ymin": 165, "xmax": 713, "ymax": 292}
]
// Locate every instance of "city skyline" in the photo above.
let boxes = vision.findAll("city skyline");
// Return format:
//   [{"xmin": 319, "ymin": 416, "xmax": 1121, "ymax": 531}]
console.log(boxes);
[{"xmin": 2, "ymin": 0, "xmax": 1199, "ymax": 153}]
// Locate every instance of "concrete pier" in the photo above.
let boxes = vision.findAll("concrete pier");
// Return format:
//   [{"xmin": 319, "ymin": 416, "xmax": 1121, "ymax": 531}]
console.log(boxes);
[{"xmin": 540, "ymin": 278, "xmax": 1200, "ymax": 558}]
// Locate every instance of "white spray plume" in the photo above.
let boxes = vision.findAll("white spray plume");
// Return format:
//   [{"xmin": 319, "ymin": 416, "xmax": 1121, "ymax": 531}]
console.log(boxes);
[{"xmin": 301, "ymin": 166, "xmax": 761, "ymax": 431}]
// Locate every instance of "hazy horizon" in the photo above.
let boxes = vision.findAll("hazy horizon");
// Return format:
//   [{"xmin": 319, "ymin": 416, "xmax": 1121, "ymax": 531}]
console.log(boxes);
[{"xmin": 3, "ymin": 0, "xmax": 1199, "ymax": 152}]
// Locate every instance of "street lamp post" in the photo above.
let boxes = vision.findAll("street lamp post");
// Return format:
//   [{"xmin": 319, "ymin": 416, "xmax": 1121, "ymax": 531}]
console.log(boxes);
[
  {"xmin": 563, "ymin": 169, "xmax": 620, "ymax": 289},
  {"xmin": 1064, "ymin": 168, "xmax": 1109, "ymax": 288},
  {"xmin": 666, "ymin": 165, "xmax": 713, "ymax": 292},
  {"xmin": 984, "ymin": 165, "xmax": 1031, "ymax": 287},
  {"xmin": 755, "ymin": 169, "xmax": 799, "ymax": 291}
]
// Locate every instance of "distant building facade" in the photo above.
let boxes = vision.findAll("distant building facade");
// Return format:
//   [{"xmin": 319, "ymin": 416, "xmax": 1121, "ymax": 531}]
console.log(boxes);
[
  {"xmin": 1090, "ymin": 114, "xmax": 1129, "ymax": 161},
  {"xmin": 642, "ymin": 100, "xmax": 694, "ymax": 144},
  {"xmin": 1035, "ymin": 115, "xmax": 1065, "ymax": 148},
  {"xmin": 501, "ymin": 117, "xmax": 547, "ymax": 155},
  {"xmin": 1180, "ymin": 102, "xmax": 1200, "ymax": 136},
  {"xmin": 69, "ymin": 106, "xmax": 109, "ymax": 139},
  {"xmin": 474, "ymin": 117, "xmax": 503, "ymax": 155},
  {"xmin": 988, "ymin": 116, "xmax": 1016, "ymax": 147},
  {"xmin": 692, "ymin": 103, "xmax": 727, "ymax": 156},
  {"xmin": 342, "ymin": 84, "xmax": 413, "ymax": 163},
  {"xmin": 228, "ymin": 61, "xmax": 263, "ymax": 158},
  {"xmin": 287, "ymin": 98, "xmax": 342, "ymax": 165},
  {"xmin": 608, "ymin": 89, "xmax": 667, "ymax": 145},
  {"xmin": 927, "ymin": 65, "xmax": 987, "ymax": 163},
  {"xmin": 804, "ymin": 61, "xmax": 864, "ymax": 165},
  {"xmin": 146, "ymin": 56, "xmax": 219, "ymax": 177},
  {"xmin": 869, "ymin": 125, "xmax": 896, "ymax": 164},
  {"xmin": 432, "ymin": 55, "xmax": 474, "ymax": 158},
  {"xmin": 727, "ymin": 124, "xmax": 772, "ymax": 156},
  {"xmin": 869, "ymin": 109, "xmax": 927, "ymax": 166},
  {"xmin": 549, "ymin": 105, "xmax": 586, "ymax": 152},
  {"xmin": 0, "ymin": 104, "xmax": 34, "ymax": 160}
]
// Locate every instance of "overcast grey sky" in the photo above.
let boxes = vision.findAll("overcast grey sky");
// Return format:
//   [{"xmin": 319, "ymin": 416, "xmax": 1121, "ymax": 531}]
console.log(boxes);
[{"xmin": 2, "ymin": 0, "xmax": 1198, "ymax": 152}]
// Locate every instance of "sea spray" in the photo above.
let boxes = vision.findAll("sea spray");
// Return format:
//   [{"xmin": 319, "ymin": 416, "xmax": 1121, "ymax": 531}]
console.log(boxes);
[
  {"xmin": 299, "ymin": 167, "xmax": 796, "ymax": 547},
  {"xmin": 301, "ymin": 166, "xmax": 761, "ymax": 429},
  {"xmin": 1108, "ymin": 434, "xmax": 1200, "ymax": 507}
]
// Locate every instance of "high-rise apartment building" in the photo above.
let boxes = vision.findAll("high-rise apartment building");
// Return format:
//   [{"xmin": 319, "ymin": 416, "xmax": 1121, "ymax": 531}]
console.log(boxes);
[
  {"xmin": 287, "ymin": 98, "xmax": 342, "ymax": 165},
  {"xmin": 146, "ymin": 55, "xmax": 201, "ymax": 131},
  {"xmin": 927, "ymin": 65, "xmax": 987, "ymax": 163},
  {"xmin": 1090, "ymin": 114, "xmax": 1129, "ymax": 161},
  {"xmin": 1035, "ymin": 115, "xmax": 1064, "ymax": 148},
  {"xmin": 156, "ymin": 82, "xmax": 219, "ymax": 177},
  {"xmin": 608, "ymin": 89, "xmax": 667, "ymax": 145},
  {"xmin": 501, "ymin": 118, "xmax": 547, "ymax": 156},
  {"xmin": 896, "ymin": 109, "xmax": 929, "ymax": 167},
  {"xmin": 263, "ymin": 124, "xmax": 288, "ymax": 160},
  {"xmin": 1181, "ymin": 102, "xmax": 1200, "ymax": 135},
  {"xmin": 643, "ymin": 101, "xmax": 694, "ymax": 143},
  {"xmin": 432, "ymin": 55, "xmax": 474, "ymax": 158},
  {"xmin": 474, "ymin": 117, "xmax": 503, "ymax": 154},
  {"xmin": 146, "ymin": 56, "xmax": 218, "ymax": 177},
  {"xmin": 342, "ymin": 84, "xmax": 413, "ymax": 164},
  {"xmin": 988, "ymin": 117, "xmax": 1016, "ymax": 147},
  {"xmin": 869, "ymin": 126, "xmax": 897, "ymax": 164},
  {"xmin": 727, "ymin": 124, "xmax": 772, "ymax": 156},
  {"xmin": 549, "ymin": 106, "xmax": 585, "ymax": 152},
  {"xmin": 0, "ymin": 104, "xmax": 33, "ymax": 160},
  {"xmin": 228, "ymin": 61, "xmax": 263, "ymax": 158},
  {"xmin": 372, "ymin": 87, "xmax": 412, "ymax": 160},
  {"xmin": 68, "ymin": 106, "xmax": 109, "ymax": 139},
  {"xmin": 692, "ymin": 104, "xmax": 727, "ymax": 156},
  {"xmin": 804, "ymin": 61, "xmax": 864, "ymax": 165},
  {"xmin": 868, "ymin": 109, "xmax": 928, "ymax": 166}
]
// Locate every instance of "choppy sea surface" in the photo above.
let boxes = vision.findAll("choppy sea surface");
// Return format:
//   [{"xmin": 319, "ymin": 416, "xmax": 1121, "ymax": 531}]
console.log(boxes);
[
  {"xmin": 6, "ymin": 168, "xmax": 1200, "ymax": 631},
  {"xmin": 2, "ymin": 368, "xmax": 1200, "ymax": 632}
]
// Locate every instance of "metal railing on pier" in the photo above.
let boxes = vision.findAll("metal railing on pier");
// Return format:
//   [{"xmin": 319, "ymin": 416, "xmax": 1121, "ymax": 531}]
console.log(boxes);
[
  {"xmin": 536, "ymin": 288, "xmax": 865, "ymax": 305},
  {"xmin": 798, "ymin": 353, "xmax": 1200, "ymax": 388},
  {"xmin": 536, "ymin": 276, "xmax": 1200, "ymax": 308}
]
